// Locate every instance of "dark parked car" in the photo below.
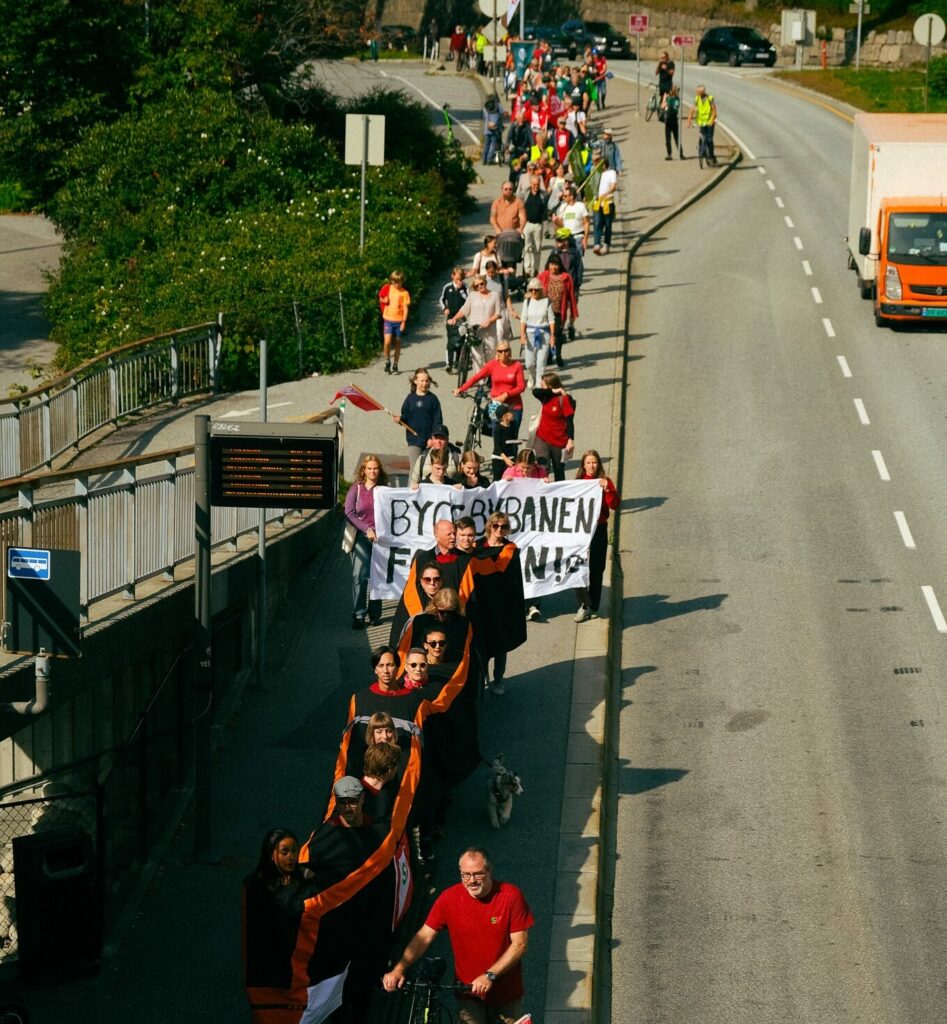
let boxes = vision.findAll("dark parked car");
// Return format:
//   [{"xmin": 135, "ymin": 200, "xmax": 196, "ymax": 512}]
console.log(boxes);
[
  {"xmin": 523, "ymin": 24, "xmax": 575, "ymax": 61},
  {"xmin": 561, "ymin": 18, "xmax": 635, "ymax": 60},
  {"xmin": 697, "ymin": 26, "xmax": 777, "ymax": 66}
]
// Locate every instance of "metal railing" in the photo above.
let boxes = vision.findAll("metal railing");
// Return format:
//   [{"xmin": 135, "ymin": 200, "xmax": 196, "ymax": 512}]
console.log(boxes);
[
  {"xmin": 0, "ymin": 447, "xmax": 301, "ymax": 614},
  {"xmin": 0, "ymin": 320, "xmax": 222, "ymax": 480}
]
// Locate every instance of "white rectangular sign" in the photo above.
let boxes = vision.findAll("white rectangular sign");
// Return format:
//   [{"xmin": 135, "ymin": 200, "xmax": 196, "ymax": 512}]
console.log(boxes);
[
  {"xmin": 370, "ymin": 480, "xmax": 603, "ymax": 600},
  {"xmin": 344, "ymin": 114, "xmax": 385, "ymax": 166}
]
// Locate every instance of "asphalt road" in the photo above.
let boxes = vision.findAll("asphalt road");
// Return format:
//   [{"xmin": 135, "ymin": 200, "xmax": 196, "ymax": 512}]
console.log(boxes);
[{"xmin": 613, "ymin": 70, "xmax": 947, "ymax": 1022}]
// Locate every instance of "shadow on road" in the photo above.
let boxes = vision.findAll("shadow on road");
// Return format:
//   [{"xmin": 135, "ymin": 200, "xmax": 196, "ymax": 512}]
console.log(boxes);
[{"xmin": 624, "ymin": 592, "xmax": 728, "ymax": 627}]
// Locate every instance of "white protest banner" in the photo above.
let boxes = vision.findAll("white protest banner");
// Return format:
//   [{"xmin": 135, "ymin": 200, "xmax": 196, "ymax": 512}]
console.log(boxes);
[{"xmin": 370, "ymin": 480, "xmax": 602, "ymax": 600}]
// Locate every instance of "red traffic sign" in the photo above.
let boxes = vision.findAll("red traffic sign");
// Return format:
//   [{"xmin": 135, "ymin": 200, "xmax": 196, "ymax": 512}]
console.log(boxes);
[
  {"xmin": 628, "ymin": 14, "xmax": 649, "ymax": 32},
  {"xmin": 672, "ymin": 34, "xmax": 694, "ymax": 46}
]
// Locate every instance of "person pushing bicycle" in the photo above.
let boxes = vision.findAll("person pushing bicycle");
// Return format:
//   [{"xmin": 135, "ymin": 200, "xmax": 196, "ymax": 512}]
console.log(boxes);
[
  {"xmin": 382, "ymin": 847, "xmax": 534, "ymax": 1024},
  {"xmin": 687, "ymin": 84, "xmax": 718, "ymax": 166}
]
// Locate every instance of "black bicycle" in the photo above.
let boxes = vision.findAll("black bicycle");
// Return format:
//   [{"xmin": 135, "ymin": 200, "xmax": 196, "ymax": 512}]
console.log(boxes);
[
  {"xmin": 453, "ymin": 319, "xmax": 474, "ymax": 388},
  {"xmin": 645, "ymin": 89, "xmax": 660, "ymax": 122},
  {"xmin": 459, "ymin": 382, "xmax": 491, "ymax": 456},
  {"xmin": 394, "ymin": 957, "xmax": 470, "ymax": 1024}
]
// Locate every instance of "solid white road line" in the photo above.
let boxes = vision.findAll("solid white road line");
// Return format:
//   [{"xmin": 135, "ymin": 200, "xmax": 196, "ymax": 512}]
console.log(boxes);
[
  {"xmin": 854, "ymin": 398, "xmax": 870, "ymax": 424},
  {"xmin": 219, "ymin": 401, "xmax": 293, "ymax": 418},
  {"xmin": 767, "ymin": 179, "xmax": 775, "ymax": 190},
  {"xmin": 894, "ymin": 510, "xmax": 916, "ymax": 549},
  {"xmin": 775, "ymin": 196, "xmax": 785, "ymax": 208},
  {"xmin": 802, "ymin": 260, "xmax": 813, "ymax": 275},
  {"xmin": 921, "ymin": 585, "xmax": 947, "ymax": 632},
  {"xmin": 811, "ymin": 287, "xmax": 823, "ymax": 304},
  {"xmin": 822, "ymin": 318, "xmax": 836, "ymax": 337},
  {"xmin": 794, "ymin": 237, "xmax": 804, "ymax": 250},
  {"xmin": 872, "ymin": 450, "xmax": 891, "ymax": 481},
  {"xmin": 379, "ymin": 71, "xmax": 480, "ymax": 143},
  {"xmin": 837, "ymin": 355, "xmax": 852, "ymax": 378},
  {"xmin": 784, "ymin": 215, "xmax": 795, "ymax": 228}
]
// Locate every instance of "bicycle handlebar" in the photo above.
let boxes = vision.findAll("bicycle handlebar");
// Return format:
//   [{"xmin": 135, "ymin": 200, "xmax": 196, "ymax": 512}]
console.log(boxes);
[{"xmin": 399, "ymin": 979, "xmax": 472, "ymax": 994}]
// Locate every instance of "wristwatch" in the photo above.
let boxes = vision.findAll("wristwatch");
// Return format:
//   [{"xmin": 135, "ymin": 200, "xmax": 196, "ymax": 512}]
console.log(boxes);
[{"xmin": 485, "ymin": 971, "xmax": 498, "ymax": 983}]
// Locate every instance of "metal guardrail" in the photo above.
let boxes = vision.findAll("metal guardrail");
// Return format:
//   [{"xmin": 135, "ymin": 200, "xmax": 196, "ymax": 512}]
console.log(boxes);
[
  {"xmin": 0, "ymin": 320, "xmax": 222, "ymax": 480},
  {"xmin": 0, "ymin": 447, "xmax": 298, "ymax": 614}
]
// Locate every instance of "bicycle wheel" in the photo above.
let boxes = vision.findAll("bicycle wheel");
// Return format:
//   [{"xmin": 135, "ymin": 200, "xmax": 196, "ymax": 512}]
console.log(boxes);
[
  {"xmin": 463, "ymin": 419, "xmax": 478, "ymax": 455},
  {"xmin": 456, "ymin": 344, "xmax": 471, "ymax": 389},
  {"xmin": 645, "ymin": 95, "xmax": 655, "ymax": 122}
]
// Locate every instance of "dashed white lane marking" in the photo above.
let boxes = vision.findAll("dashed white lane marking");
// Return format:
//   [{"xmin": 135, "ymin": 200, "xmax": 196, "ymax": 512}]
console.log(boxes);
[
  {"xmin": 767, "ymin": 179, "xmax": 775, "ymax": 190},
  {"xmin": 822, "ymin": 318, "xmax": 836, "ymax": 337},
  {"xmin": 802, "ymin": 260, "xmax": 813, "ymax": 275},
  {"xmin": 854, "ymin": 398, "xmax": 870, "ymax": 424},
  {"xmin": 837, "ymin": 355, "xmax": 852, "ymax": 378},
  {"xmin": 784, "ymin": 215, "xmax": 795, "ymax": 228},
  {"xmin": 872, "ymin": 450, "xmax": 891, "ymax": 481},
  {"xmin": 775, "ymin": 196, "xmax": 785, "ymax": 208},
  {"xmin": 794, "ymin": 237, "xmax": 804, "ymax": 250},
  {"xmin": 921, "ymin": 586, "xmax": 947, "ymax": 632},
  {"xmin": 219, "ymin": 401, "xmax": 294, "ymax": 418},
  {"xmin": 758, "ymin": 166, "xmax": 766, "ymax": 175},
  {"xmin": 894, "ymin": 511, "xmax": 916, "ymax": 549},
  {"xmin": 812, "ymin": 287, "xmax": 823, "ymax": 304}
]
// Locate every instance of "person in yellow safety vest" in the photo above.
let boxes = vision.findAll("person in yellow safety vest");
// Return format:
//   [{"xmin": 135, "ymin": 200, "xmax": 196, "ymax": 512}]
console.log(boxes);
[
  {"xmin": 530, "ymin": 134, "xmax": 555, "ymax": 165},
  {"xmin": 686, "ymin": 85, "xmax": 718, "ymax": 166},
  {"xmin": 475, "ymin": 28, "xmax": 487, "ymax": 74}
]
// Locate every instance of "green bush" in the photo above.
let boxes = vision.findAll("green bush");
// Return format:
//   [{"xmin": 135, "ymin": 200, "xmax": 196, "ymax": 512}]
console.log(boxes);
[
  {"xmin": 930, "ymin": 53, "xmax": 947, "ymax": 99},
  {"xmin": 44, "ymin": 86, "xmax": 472, "ymax": 389}
]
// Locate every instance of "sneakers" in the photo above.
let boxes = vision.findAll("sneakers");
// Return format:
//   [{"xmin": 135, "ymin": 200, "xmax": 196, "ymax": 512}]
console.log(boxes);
[
  {"xmin": 665, "ymin": 154, "xmax": 673, "ymax": 160},
  {"xmin": 352, "ymin": 614, "xmax": 366, "ymax": 630},
  {"xmin": 592, "ymin": 244, "xmax": 601, "ymax": 255},
  {"xmin": 601, "ymin": 244, "xmax": 609, "ymax": 255},
  {"xmin": 526, "ymin": 604, "xmax": 541, "ymax": 621},
  {"xmin": 392, "ymin": 363, "xmax": 400, "ymax": 374},
  {"xmin": 384, "ymin": 360, "xmax": 391, "ymax": 374},
  {"xmin": 491, "ymin": 680, "xmax": 506, "ymax": 695},
  {"xmin": 575, "ymin": 605, "xmax": 591, "ymax": 623}
]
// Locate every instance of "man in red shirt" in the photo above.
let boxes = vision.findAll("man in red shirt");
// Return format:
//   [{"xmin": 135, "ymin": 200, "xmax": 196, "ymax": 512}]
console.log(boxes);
[{"xmin": 382, "ymin": 847, "xmax": 533, "ymax": 1023}]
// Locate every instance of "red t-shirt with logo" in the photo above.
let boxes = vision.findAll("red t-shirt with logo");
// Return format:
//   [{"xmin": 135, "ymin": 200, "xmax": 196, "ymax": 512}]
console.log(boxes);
[{"xmin": 425, "ymin": 880, "xmax": 534, "ymax": 1005}]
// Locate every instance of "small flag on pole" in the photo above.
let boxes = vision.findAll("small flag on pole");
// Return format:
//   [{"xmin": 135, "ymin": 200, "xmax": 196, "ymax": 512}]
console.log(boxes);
[
  {"xmin": 330, "ymin": 383, "xmax": 417, "ymax": 436},
  {"xmin": 331, "ymin": 383, "xmax": 385, "ymax": 412}
]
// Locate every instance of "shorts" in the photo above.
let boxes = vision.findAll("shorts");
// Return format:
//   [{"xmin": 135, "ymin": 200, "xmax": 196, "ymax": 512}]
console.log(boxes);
[{"xmin": 384, "ymin": 321, "xmax": 404, "ymax": 338}]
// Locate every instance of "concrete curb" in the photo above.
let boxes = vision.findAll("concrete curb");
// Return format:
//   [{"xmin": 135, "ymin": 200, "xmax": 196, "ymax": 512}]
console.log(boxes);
[{"xmin": 539, "ymin": 146, "xmax": 745, "ymax": 1024}]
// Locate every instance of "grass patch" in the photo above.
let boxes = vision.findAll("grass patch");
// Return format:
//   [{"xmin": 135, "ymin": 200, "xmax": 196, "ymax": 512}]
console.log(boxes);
[
  {"xmin": 776, "ymin": 66, "xmax": 947, "ymax": 112},
  {"xmin": 0, "ymin": 180, "xmax": 33, "ymax": 212}
]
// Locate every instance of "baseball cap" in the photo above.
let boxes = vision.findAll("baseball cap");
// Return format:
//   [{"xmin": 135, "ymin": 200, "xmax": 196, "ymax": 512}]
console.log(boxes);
[
  {"xmin": 333, "ymin": 776, "xmax": 364, "ymax": 799},
  {"xmin": 432, "ymin": 424, "xmax": 450, "ymax": 439},
  {"xmin": 602, "ymin": 127, "xmax": 614, "ymax": 136}
]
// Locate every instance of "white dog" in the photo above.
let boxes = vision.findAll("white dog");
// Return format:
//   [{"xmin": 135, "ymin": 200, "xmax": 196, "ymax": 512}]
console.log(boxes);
[{"xmin": 487, "ymin": 754, "xmax": 524, "ymax": 829}]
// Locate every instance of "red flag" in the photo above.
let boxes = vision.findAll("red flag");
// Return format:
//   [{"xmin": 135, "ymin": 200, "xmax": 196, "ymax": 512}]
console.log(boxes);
[{"xmin": 331, "ymin": 384, "xmax": 384, "ymax": 412}]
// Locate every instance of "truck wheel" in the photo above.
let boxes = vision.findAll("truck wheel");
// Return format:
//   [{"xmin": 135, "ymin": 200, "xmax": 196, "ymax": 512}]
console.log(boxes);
[
  {"xmin": 858, "ymin": 278, "xmax": 874, "ymax": 300},
  {"xmin": 874, "ymin": 310, "xmax": 887, "ymax": 328}
]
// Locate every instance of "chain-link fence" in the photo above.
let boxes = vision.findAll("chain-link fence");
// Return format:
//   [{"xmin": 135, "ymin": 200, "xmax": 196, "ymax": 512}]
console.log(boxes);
[{"xmin": 0, "ymin": 787, "xmax": 101, "ymax": 962}]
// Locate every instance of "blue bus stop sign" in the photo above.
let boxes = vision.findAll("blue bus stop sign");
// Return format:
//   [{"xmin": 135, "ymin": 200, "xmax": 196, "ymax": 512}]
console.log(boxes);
[{"xmin": 8, "ymin": 548, "xmax": 51, "ymax": 581}]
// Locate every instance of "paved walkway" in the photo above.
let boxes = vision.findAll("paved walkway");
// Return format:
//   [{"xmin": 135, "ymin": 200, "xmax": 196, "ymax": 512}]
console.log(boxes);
[{"xmin": 21, "ymin": 63, "xmax": 725, "ymax": 1024}]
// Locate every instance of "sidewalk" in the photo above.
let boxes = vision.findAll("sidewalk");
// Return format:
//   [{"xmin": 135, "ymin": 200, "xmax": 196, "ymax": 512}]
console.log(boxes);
[{"xmin": 21, "ymin": 65, "xmax": 726, "ymax": 1024}]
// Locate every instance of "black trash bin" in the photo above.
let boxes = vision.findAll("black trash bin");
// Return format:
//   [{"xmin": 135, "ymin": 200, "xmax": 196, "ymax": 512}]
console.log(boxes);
[{"xmin": 12, "ymin": 827, "xmax": 101, "ymax": 983}]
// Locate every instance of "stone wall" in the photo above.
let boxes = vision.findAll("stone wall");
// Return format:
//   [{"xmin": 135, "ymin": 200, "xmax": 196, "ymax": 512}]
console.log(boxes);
[{"xmin": 585, "ymin": 3, "xmax": 945, "ymax": 67}]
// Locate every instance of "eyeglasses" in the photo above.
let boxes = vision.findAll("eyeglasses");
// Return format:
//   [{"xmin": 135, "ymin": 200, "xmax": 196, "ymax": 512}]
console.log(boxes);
[
  {"xmin": 406, "ymin": 661, "xmax": 427, "ymax": 669},
  {"xmin": 336, "ymin": 797, "xmax": 361, "ymax": 806},
  {"xmin": 425, "ymin": 639, "xmax": 447, "ymax": 648},
  {"xmin": 476, "ymin": 282, "xmax": 488, "ymax": 289},
  {"xmin": 460, "ymin": 871, "xmax": 488, "ymax": 881},
  {"xmin": 497, "ymin": 347, "xmax": 511, "ymax": 353}
]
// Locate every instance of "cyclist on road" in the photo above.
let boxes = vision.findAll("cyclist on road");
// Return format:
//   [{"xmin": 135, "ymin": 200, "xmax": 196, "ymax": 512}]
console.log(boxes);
[
  {"xmin": 687, "ymin": 84, "xmax": 718, "ymax": 166},
  {"xmin": 382, "ymin": 847, "xmax": 534, "ymax": 1024}
]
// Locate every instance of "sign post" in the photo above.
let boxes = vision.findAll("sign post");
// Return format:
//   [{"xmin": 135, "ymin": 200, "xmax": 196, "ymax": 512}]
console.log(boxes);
[
  {"xmin": 628, "ymin": 14, "xmax": 650, "ymax": 115},
  {"xmin": 913, "ymin": 13, "xmax": 947, "ymax": 110},
  {"xmin": 344, "ymin": 114, "xmax": 385, "ymax": 253}
]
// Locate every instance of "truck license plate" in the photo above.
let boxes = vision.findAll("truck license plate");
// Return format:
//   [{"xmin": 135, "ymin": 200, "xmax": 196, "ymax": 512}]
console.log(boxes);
[{"xmin": 922, "ymin": 308, "xmax": 947, "ymax": 318}]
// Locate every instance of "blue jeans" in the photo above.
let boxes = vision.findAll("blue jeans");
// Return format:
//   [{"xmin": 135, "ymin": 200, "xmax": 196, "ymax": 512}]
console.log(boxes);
[
  {"xmin": 699, "ymin": 124, "xmax": 716, "ymax": 162},
  {"xmin": 483, "ymin": 129, "xmax": 501, "ymax": 164},
  {"xmin": 351, "ymin": 533, "xmax": 381, "ymax": 621},
  {"xmin": 593, "ymin": 207, "xmax": 615, "ymax": 247}
]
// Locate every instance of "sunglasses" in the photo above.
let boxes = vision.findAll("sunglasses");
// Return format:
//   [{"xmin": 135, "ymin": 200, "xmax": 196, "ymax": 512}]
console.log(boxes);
[
  {"xmin": 497, "ymin": 347, "xmax": 511, "ymax": 353},
  {"xmin": 425, "ymin": 639, "xmax": 447, "ymax": 648},
  {"xmin": 492, "ymin": 523, "xmax": 511, "ymax": 531},
  {"xmin": 421, "ymin": 576, "xmax": 441, "ymax": 583},
  {"xmin": 406, "ymin": 661, "xmax": 427, "ymax": 669}
]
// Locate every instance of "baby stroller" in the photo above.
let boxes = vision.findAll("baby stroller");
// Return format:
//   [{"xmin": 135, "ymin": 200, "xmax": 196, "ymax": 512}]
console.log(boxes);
[{"xmin": 496, "ymin": 230, "xmax": 524, "ymax": 273}]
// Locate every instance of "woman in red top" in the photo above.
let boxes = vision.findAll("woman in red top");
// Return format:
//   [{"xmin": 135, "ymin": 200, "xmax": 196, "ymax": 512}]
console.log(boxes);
[
  {"xmin": 575, "ymin": 449, "xmax": 619, "ymax": 622},
  {"xmin": 532, "ymin": 372, "xmax": 576, "ymax": 481},
  {"xmin": 454, "ymin": 341, "xmax": 526, "ymax": 434},
  {"xmin": 538, "ymin": 255, "xmax": 578, "ymax": 368}
]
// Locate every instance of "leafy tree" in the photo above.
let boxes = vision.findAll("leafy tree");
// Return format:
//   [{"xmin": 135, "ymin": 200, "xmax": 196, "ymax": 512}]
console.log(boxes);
[{"xmin": 0, "ymin": 0, "xmax": 143, "ymax": 201}]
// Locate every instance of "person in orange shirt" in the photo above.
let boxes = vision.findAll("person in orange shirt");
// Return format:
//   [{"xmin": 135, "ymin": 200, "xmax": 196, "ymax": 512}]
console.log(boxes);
[{"xmin": 382, "ymin": 270, "xmax": 411, "ymax": 374}]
